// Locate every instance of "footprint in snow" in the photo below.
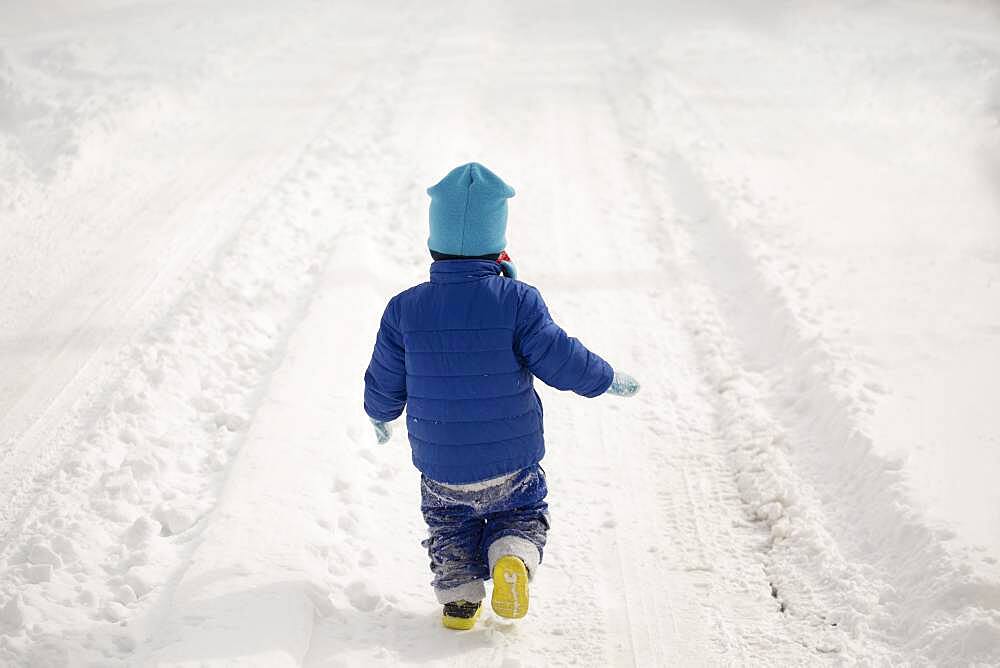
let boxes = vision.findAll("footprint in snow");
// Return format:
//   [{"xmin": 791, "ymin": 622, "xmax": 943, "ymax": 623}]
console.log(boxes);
[
  {"xmin": 337, "ymin": 514, "xmax": 358, "ymax": 535},
  {"xmin": 344, "ymin": 580, "xmax": 381, "ymax": 612},
  {"xmin": 358, "ymin": 549, "xmax": 377, "ymax": 568}
]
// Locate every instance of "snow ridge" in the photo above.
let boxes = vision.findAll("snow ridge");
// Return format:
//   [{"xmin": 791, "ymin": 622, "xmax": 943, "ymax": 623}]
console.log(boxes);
[{"xmin": 137, "ymin": 26, "xmax": 432, "ymax": 665}]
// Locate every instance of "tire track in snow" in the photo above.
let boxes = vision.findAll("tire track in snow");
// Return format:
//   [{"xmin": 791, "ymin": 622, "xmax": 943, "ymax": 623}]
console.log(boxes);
[
  {"xmin": 599, "ymin": 46, "xmax": 880, "ymax": 659},
  {"xmin": 537, "ymin": 94, "xmax": 820, "ymax": 664},
  {"xmin": 0, "ymin": 0, "xmax": 407, "ymax": 537},
  {"xmin": 0, "ymin": 114, "xmax": 313, "ymax": 538},
  {"xmin": 602, "ymin": 29, "xmax": 1000, "ymax": 662},
  {"xmin": 1, "ymin": 131, "xmax": 340, "ymax": 664}
]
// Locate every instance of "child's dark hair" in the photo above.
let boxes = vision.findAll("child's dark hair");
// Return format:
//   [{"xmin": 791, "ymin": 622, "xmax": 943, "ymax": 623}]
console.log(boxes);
[{"xmin": 430, "ymin": 250, "xmax": 501, "ymax": 261}]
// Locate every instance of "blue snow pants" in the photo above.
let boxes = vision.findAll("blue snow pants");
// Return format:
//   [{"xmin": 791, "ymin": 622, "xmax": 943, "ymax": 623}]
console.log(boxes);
[{"xmin": 420, "ymin": 465, "xmax": 549, "ymax": 603}]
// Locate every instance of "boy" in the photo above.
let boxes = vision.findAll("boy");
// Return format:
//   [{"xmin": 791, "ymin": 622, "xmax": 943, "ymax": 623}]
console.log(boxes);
[{"xmin": 363, "ymin": 162, "xmax": 639, "ymax": 630}]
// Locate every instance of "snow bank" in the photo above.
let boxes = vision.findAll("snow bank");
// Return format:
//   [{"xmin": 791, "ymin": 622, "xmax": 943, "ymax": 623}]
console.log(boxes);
[{"xmin": 0, "ymin": 4, "xmax": 426, "ymax": 661}]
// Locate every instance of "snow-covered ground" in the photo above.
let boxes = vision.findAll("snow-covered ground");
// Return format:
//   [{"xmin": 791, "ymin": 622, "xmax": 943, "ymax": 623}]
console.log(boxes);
[{"xmin": 1, "ymin": 0, "xmax": 998, "ymax": 665}]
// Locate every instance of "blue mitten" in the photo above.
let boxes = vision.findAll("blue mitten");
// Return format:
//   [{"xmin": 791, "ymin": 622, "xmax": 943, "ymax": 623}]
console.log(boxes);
[
  {"xmin": 606, "ymin": 372, "xmax": 640, "ymax": 397},
  {"xmin": 371, "ymin": 418, "xmax": 392, "ymax": 444}
]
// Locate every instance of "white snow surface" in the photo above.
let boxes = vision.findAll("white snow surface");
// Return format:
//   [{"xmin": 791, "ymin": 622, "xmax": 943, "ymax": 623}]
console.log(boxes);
[{"xmin": 1, "ymin": 0, "xmax": 999, "ymax": 665}]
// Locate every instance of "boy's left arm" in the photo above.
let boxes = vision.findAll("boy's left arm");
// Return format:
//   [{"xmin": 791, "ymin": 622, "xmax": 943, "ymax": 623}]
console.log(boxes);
[
  {"xmin": 364, "ymin": 299, "xmax": 407, "ymax": 441},
  {"xmin": 514, "ymin": 285, "xmax": 622, "ymax": 397}
]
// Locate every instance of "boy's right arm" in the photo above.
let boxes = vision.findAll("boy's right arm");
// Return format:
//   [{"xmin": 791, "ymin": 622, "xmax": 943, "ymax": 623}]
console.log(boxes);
[{"xmin": 364, "ymin": 299, "xmax": 408, "ymax": 427}]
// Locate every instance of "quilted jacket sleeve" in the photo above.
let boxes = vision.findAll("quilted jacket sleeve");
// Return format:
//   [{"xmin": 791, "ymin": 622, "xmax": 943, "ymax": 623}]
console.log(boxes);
[
  {"xmin": 514, "ymin": 285, "xmax": 615, "ymax": 397},
  {"xmin": 364, "ymin": 298, "xmax": 407, "ymax": 421}
]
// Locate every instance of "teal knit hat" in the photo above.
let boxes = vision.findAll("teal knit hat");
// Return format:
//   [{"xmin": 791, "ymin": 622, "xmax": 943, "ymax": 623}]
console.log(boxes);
[{"xmin": 427, "ymin": 163, "xmax": 515, "ymax": 256}]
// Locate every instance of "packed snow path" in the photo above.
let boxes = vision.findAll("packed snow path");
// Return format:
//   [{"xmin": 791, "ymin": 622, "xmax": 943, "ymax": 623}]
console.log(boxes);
[{"xmin": 2, "ymin": 0, "xmax": 998, "ymax": 666}]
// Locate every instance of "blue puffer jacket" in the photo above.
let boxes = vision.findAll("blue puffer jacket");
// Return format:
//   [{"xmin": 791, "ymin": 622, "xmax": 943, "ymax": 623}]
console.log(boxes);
[{"xmin": 364, "ymin": 260, "xmax": 614, "ymax": 484}]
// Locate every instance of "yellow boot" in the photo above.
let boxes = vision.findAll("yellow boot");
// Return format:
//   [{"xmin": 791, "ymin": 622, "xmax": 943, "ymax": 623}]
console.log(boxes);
[
  {"xmin": 491, "ymin": 555, "xmax": 530, "ymax": 619},
  {"xmin": 442, "ymin": 599, "xmax": 482, "ymax": 630}
]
